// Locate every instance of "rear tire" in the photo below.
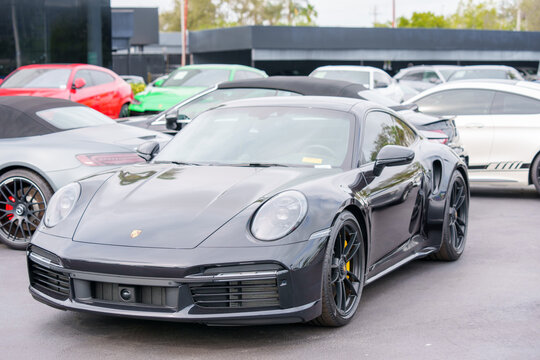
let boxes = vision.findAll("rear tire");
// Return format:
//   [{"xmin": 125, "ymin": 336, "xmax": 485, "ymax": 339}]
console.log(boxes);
[
  {"xmin": 0, "ymin": 169, "xmax": 53, "ymax": 250},
  {"xmin": 531, "ymin": 154, "xmax": 540, "ymax": 195},
  {"xmin": 312, "ymin": 211, "xmax": 365, "ymax": 327},
  {"xmin": 430, "ymin": 171, "xmax": 469, "ymax": 261},
  {"xmin": 119, "ymin": 103, "xmax": 130, "ymax": 118}
]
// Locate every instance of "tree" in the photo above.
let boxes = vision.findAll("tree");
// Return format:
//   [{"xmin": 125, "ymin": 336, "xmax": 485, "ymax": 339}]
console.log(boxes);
[
  {"xmin": 397, "ymin": 11, "xmax": 449, "ymax": 28},
  {"xmin": 160, "ymin": 0, "xmax": 317, "ymax": 31},
  {"xmin": 519, "ymin": 0, "xmax": 540, "ymax": 30},
  {"xmin": 447, "ymin": 0, "xmax": 514, "ymax": 30}
]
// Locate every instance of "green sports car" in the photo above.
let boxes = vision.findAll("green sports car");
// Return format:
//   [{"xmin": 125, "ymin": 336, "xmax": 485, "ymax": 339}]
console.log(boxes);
[{"xmin": 129, "ymin": 64, "xmax": 267, "ymax": 115}]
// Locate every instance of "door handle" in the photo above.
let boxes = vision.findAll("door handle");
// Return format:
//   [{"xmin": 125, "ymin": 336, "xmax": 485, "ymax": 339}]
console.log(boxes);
[{"xmin": 464, "ymin": 123, "xmax": 485, "ymax": 128}]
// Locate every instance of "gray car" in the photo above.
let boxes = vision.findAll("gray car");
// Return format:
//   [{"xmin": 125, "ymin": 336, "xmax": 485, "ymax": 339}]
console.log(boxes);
[
  {"xmin": 394, "ymin": 65, "xmax": 461, "ymax": 93},
  {"xmin": 0, "ymin": 96, "xmax": 171, "ymax": 249}
]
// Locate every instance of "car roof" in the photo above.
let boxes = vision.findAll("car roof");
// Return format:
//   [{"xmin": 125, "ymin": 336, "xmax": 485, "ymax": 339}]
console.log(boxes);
[
  {"xmin": 407, "ymin": 80, "xmax": 540, "ymax": 102},
  {"xmin": 457, "ymin": 65, "xmax": 517, "ymax": 70},
  {"xmin": 172, "ymin": 64, "xmax": 265, "ymax": 72},
  {"xmin": 214, "ymin": 95, "xmax": 376, "ymax": 113},
  {"xmin": 16, "ymin": 63, "xmax": 106, "ymax": 70},
  {"xmin": 0, "ymin": 96, "xmax": 85, "ymax": 137},
  {"xmin": 312, "ymin": 65, "xmax": 381, "ymax": 72},
  {"xmin": 217, "ymin": 76, "xmax": 368, "ymax": 97}
]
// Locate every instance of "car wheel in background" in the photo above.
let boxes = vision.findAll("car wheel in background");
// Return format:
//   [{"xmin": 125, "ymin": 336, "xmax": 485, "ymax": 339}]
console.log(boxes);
[
  {"xmin": 313, "ymin": 211, "xmax": 365, "ymax": 327},
  {"xmin": 0, "ymin": 169, "xmax": 53, "ymax": 250},
  {"xmin": 430, "ymin": 171, "xmax": 469, "ymax": 261},
  {"xmin": 531, "ymin": 154, "xmax": 540, "ymax": 196},
  {"xmin": 119, "ymin": 103, "xmax": 130, "ymax": 118}
]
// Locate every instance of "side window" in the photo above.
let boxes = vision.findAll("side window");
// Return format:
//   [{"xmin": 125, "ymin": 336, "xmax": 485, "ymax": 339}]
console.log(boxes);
[
  {"xmin": 233, "ymin": 71, "xmax": 265, "ymax": 80},
  {"xmin": 415, "ymin": 89, "xmax": 495, "ymax": 116},
  {"xmin": 392, "ymin": 116, "xmax": 417, "ymax": 146},
  {"xmin": 401, "ymin": 71, "xmax": 423, "ymax": 81},
  {"xmin": 74, "ymin": 70, "xmax": 94, "ymax": 88},
  {"xmin": 373, "ymin": 72, "xmax": 390, "ymax": 88},
  {"xmin": 422, "ymin": 71, "xmax": 440, "ymax": 83},
  {"xmin": 491, "ymin": 91, "xmax": 540, "ymax": 115},
  {"xmin": 90, "ymin": 70, "xmax": 115, "ymax": 86},
  {"xmin": 361, "ymin": 111, "xmax": 406, "ymax": 164}
]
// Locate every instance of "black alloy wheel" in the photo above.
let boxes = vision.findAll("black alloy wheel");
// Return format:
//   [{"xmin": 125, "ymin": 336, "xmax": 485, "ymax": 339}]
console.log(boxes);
[
  {"xmin": 531, "ymin": 154, "xmax": 540, "ymax": 195},
  {"xmin": 0, "ymin": 170, "xmax": 52, "ymax": 250},
  {"xmin": 314, "ymin": 211, "xmax": 365, "ymax": 327},
  {"xmin": 431, "ymin": 171, "xmax": 469, "ymax": 261}
]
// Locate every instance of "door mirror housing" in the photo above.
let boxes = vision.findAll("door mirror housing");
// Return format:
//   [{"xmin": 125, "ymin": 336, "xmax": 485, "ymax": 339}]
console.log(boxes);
[
  {"xmin": 136, "ymin": 141, "xmax": 160, "ymax": 162},
  {"xmin": 72, "ymin": 78, "xmax": 86, "ymax": 90},
  {"xmin": 153, "ymin": 78, "xmax": 164, "ymax": 87},
  {"xmin": 165, "ymin": 110, "xmax": 191, "ymax": 132},
  {"xmin": 373, "ymin": 145, "xmax": 415, "ymax": 176}
]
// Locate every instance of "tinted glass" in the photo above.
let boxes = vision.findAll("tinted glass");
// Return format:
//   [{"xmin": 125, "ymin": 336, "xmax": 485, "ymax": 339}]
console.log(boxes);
[
  {"xmin": 1, "ymin": 68, "xmax": 71, "ymax": 89},
  {"xmin": 36, "ymin": 106, "xmax": 115, "ymax": 130},
  {"xmin": 156, "ymin": 107, "xmax": 354, "ymax": 168},
  {"xmin": 162, "ymin": 69, "xmax": 231, "ymax": 87},
  {"xmin": 154, "ymin": 88, "xmax": 300, "ymax": 124},
  {"xmin": 311, "ymin": 70, "xmax": 370, "ymax": 87},
  {"xmin": 422, "ymin": 71, "xmax": 439, "ymax": 83},
  {"xmin": 361, "ymin": 111, "xmax": 400, "ymax": 163},
  {"xmin": 233, "ymin": 70, "xmax": 265, "ymax": 80},
  {"xmin": 415, "ymin": 89, "xmax": 495, "ymax": 116},
  {"xmin": 491, "ymin": 92, "xmax": 540, "ymax": 114},
  {"xmin": 74, "ymin": 70, "xmax": 94, "ymax": 87},
  {"xmin": 401, "ymin": 71, "xmax": 423, "ymax": 81},
  {"xmin": 90, "ymin": 70, "xmax": 114, "ymax": 85}
]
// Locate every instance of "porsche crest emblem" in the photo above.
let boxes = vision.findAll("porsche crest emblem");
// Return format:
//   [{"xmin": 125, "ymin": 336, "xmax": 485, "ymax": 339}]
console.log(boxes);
[{"xmin": 130, "ymin": 229, "xmax": 142, "ymax": 238}]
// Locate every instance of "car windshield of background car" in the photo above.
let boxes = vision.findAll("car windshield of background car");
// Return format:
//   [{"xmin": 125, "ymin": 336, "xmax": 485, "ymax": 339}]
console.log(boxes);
[
  {"xmin": 1, "ymin": 68, "xmax": 71, "ymax": 89},
  {"xmin": 155, "ymin": 106, "xmax": 353, "ymax": 168},
  {"xmin": 162, "ymin": 69, "xmax": 230, "ymax": 87},
  {"xmin": 311, "ymin": 70, "xmax": 370, "ymax": 87},
  {"xmin": 449, "ymin": 70, "xmax": 511, "ymax": 81},
  {"xmin": 36, "ymin": 106, "xmax": 116, "ymax": 130}
]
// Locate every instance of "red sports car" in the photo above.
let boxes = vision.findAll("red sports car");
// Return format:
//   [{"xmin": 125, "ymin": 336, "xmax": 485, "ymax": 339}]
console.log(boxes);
[{"xmin": 0, "ymin": 64, "xmax": 133, "ymax": 119}]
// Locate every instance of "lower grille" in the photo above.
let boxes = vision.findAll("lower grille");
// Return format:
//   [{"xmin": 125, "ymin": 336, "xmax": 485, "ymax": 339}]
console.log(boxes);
[
  {"xmin": 29, "ymin": 261, "xmax": 70, "ymax": 300},
  {"xmin": 91, "ymin": 282, "xmax": 174, "ymax": 308},
  {"xmin": 190, "ymin": 279, "xmax": 280, "ymax": 309}
]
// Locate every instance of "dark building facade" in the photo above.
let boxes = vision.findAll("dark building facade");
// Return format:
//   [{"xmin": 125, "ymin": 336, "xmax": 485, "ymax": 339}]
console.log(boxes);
[{"xmin": 0, "ymin": 0, "xmax": 111, "ymax": 77}]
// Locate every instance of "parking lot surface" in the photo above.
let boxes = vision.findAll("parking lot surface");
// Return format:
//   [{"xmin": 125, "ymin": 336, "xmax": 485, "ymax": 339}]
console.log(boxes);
[{"xmin": 1, "ymin": 185, "xmax": 539, "ymax": 360}]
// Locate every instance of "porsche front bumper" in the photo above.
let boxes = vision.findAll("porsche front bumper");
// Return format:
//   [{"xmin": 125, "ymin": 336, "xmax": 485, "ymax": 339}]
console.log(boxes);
[{"xmin": 27, "ymin": 231, "xmax": 328, "ymax": 325}]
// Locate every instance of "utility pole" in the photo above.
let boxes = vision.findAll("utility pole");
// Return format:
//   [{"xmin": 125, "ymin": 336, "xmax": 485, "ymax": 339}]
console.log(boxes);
[
  {"xmin": 181, "ymin": 0, "xmax": 188, "ymax": 66},
  {"xmin": 392, "ymin": 0, "xmax": 396, "ymax": 28},
  {"xmin": 371, "ymin": 6, "xmax": 379, "ymax": 25}
]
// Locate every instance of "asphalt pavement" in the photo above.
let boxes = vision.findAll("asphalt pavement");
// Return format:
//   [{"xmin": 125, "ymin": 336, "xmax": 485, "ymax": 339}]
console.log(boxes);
[{"xmin": 1, "ymin": 185, "xmax": 539, "ymax": 360}]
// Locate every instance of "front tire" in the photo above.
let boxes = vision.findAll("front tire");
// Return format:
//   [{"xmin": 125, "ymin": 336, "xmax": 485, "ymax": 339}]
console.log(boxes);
[
  {"xmin": 313, "ymin": 211, "xmax": 365, "ymax": 327},
  {"xmin": 119, "ymin": 103, "xmax": 130, "ymax": 118},
  {"xmin": 0, "ymin": 169, "xmax": 53, "ymax": 250},
  {"xmin": 531, "ymin": 154, "xmax": 540, "ymax": 195},
  {"xmin": 430, "ymin": 171, "xmax": 469, "ymax": 261}
]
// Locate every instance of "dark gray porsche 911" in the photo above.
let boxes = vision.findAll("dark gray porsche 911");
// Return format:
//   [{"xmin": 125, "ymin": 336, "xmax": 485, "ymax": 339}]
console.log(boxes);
[{"xmin": 28, "ymin": 96, "xmax": 469, "ymax": 326}]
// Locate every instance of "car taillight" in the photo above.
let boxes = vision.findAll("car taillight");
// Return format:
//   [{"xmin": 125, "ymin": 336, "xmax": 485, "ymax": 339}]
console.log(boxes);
[
  {"xmin": 428, "ymin": 130, "xmax": 448, "ymax": 145},
  {"xmin": 76, "ymin": 153, "xmax": 144, "ymax": 166}
]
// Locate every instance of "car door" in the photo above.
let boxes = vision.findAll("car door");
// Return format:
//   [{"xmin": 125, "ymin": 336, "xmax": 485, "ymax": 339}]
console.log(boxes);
[
  {"xmin": 88, "ymin": 70, "xmax": 117, "ymax": 117},
  {"xmin": 489, "ymin": 91, "xmax": 540, "ymax": 167},
  {"xmin": 69, "ymin": 69, "xmax": 99, "ymax": 111},
  {"xmin": 356, "ymin": 110, "xmax": 424, "ymax": 264},
  {"xmin": 414, "ymin": 89, "xmax": 496, "ymax": 167}
]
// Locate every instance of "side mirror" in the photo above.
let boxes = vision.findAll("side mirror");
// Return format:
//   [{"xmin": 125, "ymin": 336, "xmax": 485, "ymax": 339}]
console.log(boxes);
[
  {"xmin": 153, "ymin": 78, "xmax": 164, "ymax": 87},
  {"xmin": 72, "ymin": 78, "xmax": 86, "ymax": 90},
  {"xmin": 165, "ymin": 110, "xmax": 191, "ymax": 131},
  {"xmin": 374, "ymin": 81, "xmax": 389, "ymax": 89},
  {"xmin": 136, "ymin": 141, "xmax": 160, "ymax": 162},
  {"xmin": 373, "ymin": 145, "xmax": 415, "ymax": 176}
]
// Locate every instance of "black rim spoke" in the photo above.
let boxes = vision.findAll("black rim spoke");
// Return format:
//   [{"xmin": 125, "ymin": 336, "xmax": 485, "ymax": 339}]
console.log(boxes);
[{"xmin": 344, "ymin": 278, "xmax": 358, "ymax": 297}]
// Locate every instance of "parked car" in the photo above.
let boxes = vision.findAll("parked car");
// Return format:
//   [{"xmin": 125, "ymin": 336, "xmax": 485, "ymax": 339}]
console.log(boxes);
[
  {"xmin": 0, "ymin": 96, "xmax": 171, "ymax": 249},
  {"xmin": 309, "ymin": 66, "xmax": 404, "ymax": 103},
  {"xmin": 0, "ymin": 64, "xmax": 133, "ymax": 118},
  {"xmin": 406, "ymin": 80, "xmax": 540, "ymax": 194},
  {"xmin": 120, "ymin": 75, "xmax": 146, "ymax": 85},
  {"xmin": 28, "ymin": 96, "xmax": 468, "ymax": 326},
  {"xmin": 129, "ymin": 64, "xmax": 268, "ymax": 116},
  {"xmin": 394, "ymin": 65, "xmax": 461, "ymax": 92},
  {"xmin": 447, "ymin": 65, "xmax": 524, "ymax": 82}
]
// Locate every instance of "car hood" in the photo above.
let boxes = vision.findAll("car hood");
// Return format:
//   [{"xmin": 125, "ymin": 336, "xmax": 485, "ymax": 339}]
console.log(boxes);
[
  {"xmin": 0, "ymin": 88, "xmax": 67, "ymax": 98},
  {"xmin": 73, "ymin": 165, "xmax": 337, "ymax": 249},
  {"xmin": 134, "ymin": 86, "xmax": 206, "ymax": 111}
]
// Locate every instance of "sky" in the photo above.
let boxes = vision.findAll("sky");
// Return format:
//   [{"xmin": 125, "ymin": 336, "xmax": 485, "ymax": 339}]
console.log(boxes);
[{"xmin": 110, "ymin": 0, "xmax": 464, "ymax": 28}]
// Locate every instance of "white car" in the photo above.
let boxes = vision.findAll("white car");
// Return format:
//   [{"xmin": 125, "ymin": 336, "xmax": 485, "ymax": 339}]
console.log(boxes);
[
  {"xmin": 309, "ymin": 66, "xmax": 404, "ymax": 103},
  {"xmin": 407, "ymin": 80, "xmax": 540, "ymax": 194},
  {"xmin": 394, "ymin": 65, "xmax": 461, "ymax": 92}
]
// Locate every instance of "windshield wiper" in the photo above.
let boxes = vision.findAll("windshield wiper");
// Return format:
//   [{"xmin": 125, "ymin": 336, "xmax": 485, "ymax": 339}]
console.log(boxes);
[
  {"xmin": 154, "ymin": 160, "xmax": 201, "ymax": 166},
  {"xmin": 232, "ymin": 163, "xmax": 289, "ymax": 168}
]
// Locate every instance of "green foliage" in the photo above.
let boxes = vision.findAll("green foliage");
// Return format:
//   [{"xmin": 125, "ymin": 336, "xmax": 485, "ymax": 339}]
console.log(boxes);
[
  {"xmin": 130, "ymin": 83, "xmax": 146, "ymax": 95},
  {"xmin": 397, "ymin": 11, "xmax": 449, "ymax": 28},
  {"xmin": 160, "ymin": 0, "xmax": 317, "ymax": 31},
  {"xmin": 519, "ymin": 0, "xmax": 540, "ymax": 31},
  {"xmin": 447, "ymin": 0, "xmax": 514, "ymax": 30}
]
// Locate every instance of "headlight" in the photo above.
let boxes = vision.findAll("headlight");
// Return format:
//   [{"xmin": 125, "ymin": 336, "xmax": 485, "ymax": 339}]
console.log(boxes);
[
  {"xmin": 44, "ymin": 182, "xmax": 81, "ymax": 227},
  {"xmin": 251, "ymin": 191, "xmax": 308, "ymax": 241}
]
